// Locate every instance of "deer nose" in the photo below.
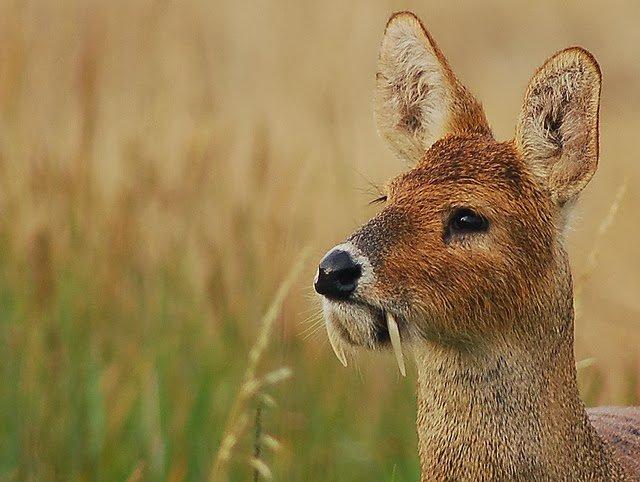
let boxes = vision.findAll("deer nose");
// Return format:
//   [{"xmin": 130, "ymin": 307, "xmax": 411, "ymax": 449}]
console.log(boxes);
[{"xmin": 314, "ymin": 250, "xmax": 362, "ymax": 300}]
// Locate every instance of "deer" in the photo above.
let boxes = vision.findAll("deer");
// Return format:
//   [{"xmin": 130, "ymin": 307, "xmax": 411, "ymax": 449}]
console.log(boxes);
[{"xmin": 313, "ymin": 11, "xmax": 640, "ymax": 481}]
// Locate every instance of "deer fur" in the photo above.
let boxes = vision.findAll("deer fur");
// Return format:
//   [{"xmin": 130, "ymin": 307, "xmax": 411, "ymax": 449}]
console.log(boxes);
[{"xmin": 317, "ymin": 11, "xmax": 640, "ymax": 481}]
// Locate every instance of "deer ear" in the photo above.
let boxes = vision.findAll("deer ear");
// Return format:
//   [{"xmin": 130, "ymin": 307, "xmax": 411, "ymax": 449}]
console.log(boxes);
[
  {"xmin": 516, "ymin": 48, "xmax": 601, "ymax": 205},
  {"xmin": 375, "ymin": 12, "xmax": 491, "ymax": 163}
]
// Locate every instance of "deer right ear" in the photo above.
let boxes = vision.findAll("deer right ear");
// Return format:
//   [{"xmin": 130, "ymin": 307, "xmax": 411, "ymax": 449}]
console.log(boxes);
[
  {"xmin": 516, "ymin": 48, "xmax": 601, "ymax": 205},
  {"xmin": 375, "ymin": 12, "xmax": 490, "ymax": 163}
]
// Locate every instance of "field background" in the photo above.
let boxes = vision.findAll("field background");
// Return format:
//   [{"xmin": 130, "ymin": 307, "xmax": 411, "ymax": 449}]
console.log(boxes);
[{"xmin": 0, "ymin": 1, "xmax": 639, "ymax": 481}]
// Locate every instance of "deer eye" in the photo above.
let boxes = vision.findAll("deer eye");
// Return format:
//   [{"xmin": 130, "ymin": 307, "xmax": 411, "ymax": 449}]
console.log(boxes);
[{"xmin": 448, "ymin": 208, "xmax": 489, "ymax": 236}]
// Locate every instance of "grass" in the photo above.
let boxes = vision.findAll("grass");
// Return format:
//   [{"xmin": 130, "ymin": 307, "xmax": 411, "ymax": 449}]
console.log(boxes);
[
  {"xmin": 212, "ymin": 248, "xmax": 307, "ymax": 480},
  {"xmin": 0, "ymin": 1, "xmax": 639, "ymax": 481}
]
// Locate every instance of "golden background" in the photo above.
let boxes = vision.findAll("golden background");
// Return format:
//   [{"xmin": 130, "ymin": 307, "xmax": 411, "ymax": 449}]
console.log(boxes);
[{"xmin": 0, "ymin": 1, "xmax": 638, "ymax": 480}]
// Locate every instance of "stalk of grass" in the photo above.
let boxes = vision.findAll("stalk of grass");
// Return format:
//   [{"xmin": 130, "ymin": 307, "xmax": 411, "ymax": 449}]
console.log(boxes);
[
  {"xmin": 252, "ymin": 400, "xmax": 263, "ymax": 482},
  {"xmin": 210, "ymin": 247, "xmax": 309, "ymax": 481},
  {"xmin": 574, "ymin": 180, "xmax": 628, "ymax": 402},
  {"xmin": 574, "ymin": 179, "xmax": 628, "ymax": 311}
]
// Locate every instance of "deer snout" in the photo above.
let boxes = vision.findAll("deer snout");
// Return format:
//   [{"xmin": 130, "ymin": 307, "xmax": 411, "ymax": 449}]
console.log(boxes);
[{"xmin": 314, "ymin": 249, "xmax": 362, "ymax": 300}]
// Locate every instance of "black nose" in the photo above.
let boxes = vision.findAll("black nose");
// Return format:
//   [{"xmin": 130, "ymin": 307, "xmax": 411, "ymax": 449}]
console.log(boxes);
[{"xmin": 314, "ymin": 250, "xmax": 362, "ymax": 300}]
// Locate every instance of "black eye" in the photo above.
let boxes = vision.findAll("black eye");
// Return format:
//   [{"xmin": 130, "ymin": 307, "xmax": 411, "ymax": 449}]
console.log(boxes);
[{"xmin": 448, "ymin": 208, "xmax": 489, "ymax": 235}]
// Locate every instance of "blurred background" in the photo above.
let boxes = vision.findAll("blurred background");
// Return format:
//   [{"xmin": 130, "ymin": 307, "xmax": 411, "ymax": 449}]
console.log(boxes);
[{"xmin": 0, "ymin": 1, "xmax": 638, "ymax": 481}]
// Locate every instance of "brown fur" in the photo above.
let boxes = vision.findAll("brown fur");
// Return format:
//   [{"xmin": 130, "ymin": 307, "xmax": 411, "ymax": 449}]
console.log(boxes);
[
  {"xmin": 590, "ymin": 407, "xmax": 640, "ymax": 475},
  {"xmin": 317, "ymin": 10, "xmax": 640, "ymax": 481}
]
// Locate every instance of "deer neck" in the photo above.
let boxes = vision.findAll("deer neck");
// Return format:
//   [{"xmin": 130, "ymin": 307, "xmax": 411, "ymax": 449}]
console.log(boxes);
[{"xmin": 413, "ymin": 309, "xmax": 624, "ymax": 481}]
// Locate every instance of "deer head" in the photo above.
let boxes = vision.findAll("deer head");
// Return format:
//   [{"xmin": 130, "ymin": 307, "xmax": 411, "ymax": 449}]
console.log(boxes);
[{"xmin": 314, "ymin": 11, "xmax": 601, "ymax": 373}]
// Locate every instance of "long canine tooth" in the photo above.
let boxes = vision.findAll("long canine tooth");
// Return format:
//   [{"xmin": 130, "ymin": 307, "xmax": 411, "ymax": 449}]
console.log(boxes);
[
  {"xmin": 386, "ymin": 312, "xmax": 406, "ymax": 377},
  {"xmin": 327, "ymin": 326, "xmax": 348, "ymax": 367}
]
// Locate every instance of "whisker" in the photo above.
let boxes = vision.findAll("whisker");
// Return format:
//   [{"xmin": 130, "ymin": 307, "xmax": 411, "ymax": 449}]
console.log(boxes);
[{"xmin": 300, "ymin": 318, "xmax": 326, "ymax": 339}]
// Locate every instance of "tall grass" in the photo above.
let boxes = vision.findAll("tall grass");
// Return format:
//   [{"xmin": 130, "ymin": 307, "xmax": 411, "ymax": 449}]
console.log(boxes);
[
  {"xmin": 0, "ymin": 1, "xmax": 638, "ymax": 480},
  {"xmin": 212, "ymin": 248, "xmax": 308, "ymax": 480}
]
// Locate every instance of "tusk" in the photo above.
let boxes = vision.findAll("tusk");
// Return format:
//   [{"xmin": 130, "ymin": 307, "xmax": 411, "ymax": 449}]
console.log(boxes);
[
  {"xmin": 387, "ymin": 312, "xmax": 406, "ymax": 377},
  {"xmin": 327, "ymin": 326, "xmax": 348, "ymax": 367}
]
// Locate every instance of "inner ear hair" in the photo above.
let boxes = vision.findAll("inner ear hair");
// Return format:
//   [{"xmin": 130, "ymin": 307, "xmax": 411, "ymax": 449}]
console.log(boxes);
[
  {"xmin": 375, "ymin": 11, "xmax": 491, "ymax": 163},
  {"xmin": 516, "ymin": 47, "xmax": 601, "ymax": 205}
]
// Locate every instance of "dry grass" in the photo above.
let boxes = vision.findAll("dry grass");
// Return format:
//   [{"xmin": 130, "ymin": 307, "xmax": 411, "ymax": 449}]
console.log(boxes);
[
  {"xmin": 0, "ymin": 1, "xmax": 638, "ymax": 480},
  {"xmin": 212, "ymin": 248, "xmax": 307, "ymax": 480}
]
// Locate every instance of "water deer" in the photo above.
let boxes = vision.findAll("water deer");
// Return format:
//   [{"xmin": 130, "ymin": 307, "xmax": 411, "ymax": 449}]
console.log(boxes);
[{"xmin": 314, "ymin": 11, "xmax": 640, "ymax": 481}]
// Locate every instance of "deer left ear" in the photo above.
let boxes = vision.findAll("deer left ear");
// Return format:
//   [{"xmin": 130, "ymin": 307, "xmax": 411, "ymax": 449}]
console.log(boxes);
[{"xmin": 516, "ymin": 47, "xmax": 601, "ymax": 205}]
